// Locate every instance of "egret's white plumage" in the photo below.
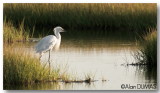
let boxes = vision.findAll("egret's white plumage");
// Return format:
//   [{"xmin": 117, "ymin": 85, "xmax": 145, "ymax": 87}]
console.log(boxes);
[
  {"xmin": 35, "ymin": 26, "xmax": 64, "ymax": 61},
  {"xmin": 35, "ymin": 35, "xmax": 57, "ymax": 54}
]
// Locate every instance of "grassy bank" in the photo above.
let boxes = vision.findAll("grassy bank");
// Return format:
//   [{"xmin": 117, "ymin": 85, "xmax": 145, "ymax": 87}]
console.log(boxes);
[
  {"xmin": 3, "ymin": 45, "xmax": 68, "ymax": 85},
  {"xmin": 4, "ymin": 3, "xmax": 156, "ymax": 33},
  {"xmin": 4, "ymin": 20, "xmax": 30, "ymax": 43},
  {"xmin": 135, "ymin": 29, "xmax": 157, "ymax": 66}
]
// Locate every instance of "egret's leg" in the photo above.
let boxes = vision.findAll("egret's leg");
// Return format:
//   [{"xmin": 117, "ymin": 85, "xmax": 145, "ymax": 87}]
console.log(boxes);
[
  {"xmin": 48, "ymin": 50, "xmax": 51, "ymax": 75},
  {"xmin": 48, "ymin": 50, "xmax": 51, "ymax": 62},
  {"xmin": 39, "ymin": 53, "xmax": 43, "ymax": 61}
]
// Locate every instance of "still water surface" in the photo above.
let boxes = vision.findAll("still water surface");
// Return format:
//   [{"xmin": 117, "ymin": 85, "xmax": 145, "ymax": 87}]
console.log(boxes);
[{"xmin": 6, "ymin": 31, "xmax": 157, "ymax": 90}]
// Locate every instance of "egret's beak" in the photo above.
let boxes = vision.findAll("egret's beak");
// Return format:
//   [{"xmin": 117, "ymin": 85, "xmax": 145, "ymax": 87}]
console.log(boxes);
[{"xmin": 61, "ymin": 29, "xmax": 65, "ymax": 32}]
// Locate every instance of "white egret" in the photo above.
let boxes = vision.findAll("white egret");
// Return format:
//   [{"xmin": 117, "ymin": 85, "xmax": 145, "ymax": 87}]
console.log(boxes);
[{"xmin": 35, "ymin": 26, "xmax": 65, "ymax": 74}]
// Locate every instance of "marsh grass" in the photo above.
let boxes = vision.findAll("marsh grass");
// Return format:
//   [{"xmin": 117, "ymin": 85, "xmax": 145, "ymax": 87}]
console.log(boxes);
[
  {"xmin": 135, "ymin": 29, "xmax": 157, "ymax": 66},
  {"xmin": 4, "ymin": 3, "xmax": 156, "ymax": 33},
  {"xmin": 3, "ymin": 20, "xmax": 30, "ymax": 43},
  {"xmin": 3, "ymin": 45, "xmax": 69, "ymax": 85}
]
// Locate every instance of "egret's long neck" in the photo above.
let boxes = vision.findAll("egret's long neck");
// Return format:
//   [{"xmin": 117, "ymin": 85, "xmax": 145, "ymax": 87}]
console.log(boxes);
[
  {"xmin": 54, "ymin": 30, "xmax": 61, "ymax": 50},
  {"xmin": 54, "ymin": 31, "xmax": 61, "ymax": 40}
]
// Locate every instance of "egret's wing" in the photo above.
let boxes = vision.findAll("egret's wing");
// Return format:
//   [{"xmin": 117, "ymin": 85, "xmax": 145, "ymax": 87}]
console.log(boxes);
[{"xmin": 35, "ymin": 35, "xmax": 57, "ymax": 53}]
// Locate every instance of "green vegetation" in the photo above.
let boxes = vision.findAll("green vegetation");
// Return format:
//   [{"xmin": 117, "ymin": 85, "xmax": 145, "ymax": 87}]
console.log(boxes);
[
  {"xmin": 135, "ymin": 29, "xmax": 157, "ymax": 66},
  {"xmin": 4, "ymin": 3, "xmax": 156, "ymax": 33},
  {"xmin": 141, "ymin": 30, "xmax": 157, "ymax": 65},
  {"xmin": 3, "ymin": 20, "xmax": 30, "ymax": 43},
  {"xmin": 3, "ymin": 45, "xmax": 68, "ymax": 85}
]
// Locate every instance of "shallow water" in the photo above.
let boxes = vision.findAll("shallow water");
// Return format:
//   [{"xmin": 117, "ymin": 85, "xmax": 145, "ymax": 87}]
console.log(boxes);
[{"xmin": 5, "ymin": 31, "xmax": 157, "ymax": 90}]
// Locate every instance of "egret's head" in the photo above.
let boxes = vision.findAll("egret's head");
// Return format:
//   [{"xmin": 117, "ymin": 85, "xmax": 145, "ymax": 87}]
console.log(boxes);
[{"xmin": 53, "ymin": 26, "xmax": 65, "ymax": 33}]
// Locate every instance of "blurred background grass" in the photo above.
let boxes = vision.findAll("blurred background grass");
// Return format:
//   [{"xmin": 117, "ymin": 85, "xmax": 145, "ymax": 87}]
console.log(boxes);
[{"xmin": 4, "ymin": 3, "xmax": 157, "ymax": 35}]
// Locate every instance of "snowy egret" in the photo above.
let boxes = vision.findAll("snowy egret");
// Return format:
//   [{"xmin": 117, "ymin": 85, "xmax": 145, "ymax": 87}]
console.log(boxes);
[{"xmin": 35, "ymin": 26, "xmax": 65, "ymax": 73}]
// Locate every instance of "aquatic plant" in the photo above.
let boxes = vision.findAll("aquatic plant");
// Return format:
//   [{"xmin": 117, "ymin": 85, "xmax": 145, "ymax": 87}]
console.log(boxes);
[{"xmin": 135, "ymin": 29, "xmax": 157, "ymax": 66}]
